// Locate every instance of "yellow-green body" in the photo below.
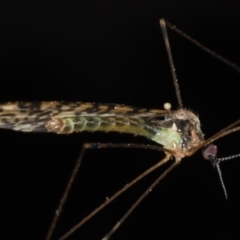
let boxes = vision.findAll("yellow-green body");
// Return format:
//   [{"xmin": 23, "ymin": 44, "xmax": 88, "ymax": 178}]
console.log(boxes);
[{"xmin": 0, "ymin": 101, "xmax": 204, "ymax": 155}]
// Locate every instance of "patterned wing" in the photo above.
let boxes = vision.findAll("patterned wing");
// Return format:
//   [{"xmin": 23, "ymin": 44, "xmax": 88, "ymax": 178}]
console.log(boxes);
[{"xmin": 0, "ymin": 102, "xmax": 169, "ymax": 132}]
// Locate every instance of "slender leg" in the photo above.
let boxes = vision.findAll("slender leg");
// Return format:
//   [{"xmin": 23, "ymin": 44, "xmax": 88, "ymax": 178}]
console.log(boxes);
[
  {"xmin": 101, "ymin": 159, "xmax": 180, "ymax": 240},
  {"xmin": 161, "ymin": 19, "xmax": 240, "ymax": 73},
  {"xmin": 45, "ymin": 143, "xmax": 167, "ymax": 240}
]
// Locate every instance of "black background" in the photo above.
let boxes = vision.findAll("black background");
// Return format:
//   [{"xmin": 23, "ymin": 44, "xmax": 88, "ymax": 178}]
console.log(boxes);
[{"xmin": 1, "ymin": 1, "xmax": 240, "ymax": 239}]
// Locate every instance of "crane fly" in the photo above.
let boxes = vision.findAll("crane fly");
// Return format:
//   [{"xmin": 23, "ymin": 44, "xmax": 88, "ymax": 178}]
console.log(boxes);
[{"xmin": 2, "ymin": 19, "xmax": 240, "ymax": 239}]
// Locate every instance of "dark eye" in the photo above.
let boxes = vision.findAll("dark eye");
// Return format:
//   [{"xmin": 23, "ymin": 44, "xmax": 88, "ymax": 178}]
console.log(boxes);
[{"xmin": 202, "ymin": 144, "xmax": 218, "ymax": 160}]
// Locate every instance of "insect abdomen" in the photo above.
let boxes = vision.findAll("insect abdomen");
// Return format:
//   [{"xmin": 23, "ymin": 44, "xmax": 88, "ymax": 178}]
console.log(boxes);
[{"xmin": 45, "ymin": 116, "xmax": 154, "ymax": 138}]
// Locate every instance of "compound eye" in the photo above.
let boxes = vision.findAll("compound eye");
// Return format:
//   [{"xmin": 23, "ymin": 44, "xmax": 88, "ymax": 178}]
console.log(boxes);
[{"xmin": 202, "ymin": 144, "xmax": 218, "ymax": 160}]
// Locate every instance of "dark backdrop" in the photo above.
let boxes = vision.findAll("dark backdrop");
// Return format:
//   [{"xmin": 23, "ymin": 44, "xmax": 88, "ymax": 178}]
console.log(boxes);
[{"xmin": 1, "ymin": 1, "xmax": 240, "ymax": 239}]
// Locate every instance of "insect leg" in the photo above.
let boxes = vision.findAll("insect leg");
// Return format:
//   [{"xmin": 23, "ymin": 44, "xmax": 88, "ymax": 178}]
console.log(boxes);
[
  {"xmin": 45, "ymin": 143, "xmax": 169, "ymax": 240},
  {"xmin": 50, "ymin": 143, "xmax": 171, "ymax": 240},
  {"xmin": 101, "ymin": 159, "xmax": 180, "ymax": 240},
  {"xmin": 161, "ymin": 19, "xmax": 240, "ymax": 73}
]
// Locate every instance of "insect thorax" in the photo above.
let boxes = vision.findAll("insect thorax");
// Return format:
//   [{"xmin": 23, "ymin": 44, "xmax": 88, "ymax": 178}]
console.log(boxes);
[{"xmin": 152, "ymin": 109, "xmax": 204, "ymax": 158}]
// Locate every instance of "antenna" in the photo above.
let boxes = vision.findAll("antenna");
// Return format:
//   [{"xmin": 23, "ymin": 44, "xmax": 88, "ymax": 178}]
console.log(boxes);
[
  {"xmin": 160, "ymin": 19, "xmax": 183, "ymax": 108},
  {"xmin": 203, "ymin": 144, "xmax": 240, "ymax": 198}
]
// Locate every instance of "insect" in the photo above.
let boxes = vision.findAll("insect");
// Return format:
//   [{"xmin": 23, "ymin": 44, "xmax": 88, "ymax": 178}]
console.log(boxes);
[{"xmin": 2, "ymin": 19, "xmax": 240, "ymax": 240}]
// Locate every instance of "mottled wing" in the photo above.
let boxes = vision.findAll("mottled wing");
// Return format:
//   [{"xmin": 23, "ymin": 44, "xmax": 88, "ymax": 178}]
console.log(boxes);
[{"xmin": 0, "ymin": 102, "xmax": 169, "ymax": 132}]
